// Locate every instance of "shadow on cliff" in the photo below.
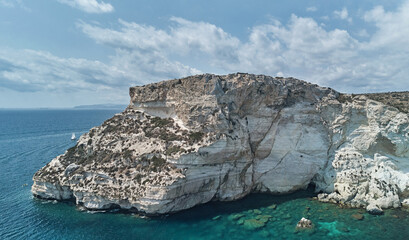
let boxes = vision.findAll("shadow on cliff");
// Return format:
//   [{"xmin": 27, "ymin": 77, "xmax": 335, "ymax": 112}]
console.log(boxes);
[
  {"xmin": 31, "ymin": 185, "xmax": 319, "ymax": 220},
  {"xmin": 164, "ymin": 185, "xmax": 317, "ymax": 221}
]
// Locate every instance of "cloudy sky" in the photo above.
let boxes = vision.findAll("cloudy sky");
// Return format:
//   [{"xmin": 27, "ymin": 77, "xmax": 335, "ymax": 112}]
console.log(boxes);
[{"xmin": 0, "ymin": 0, "xmax": 408, "ymax": 108}]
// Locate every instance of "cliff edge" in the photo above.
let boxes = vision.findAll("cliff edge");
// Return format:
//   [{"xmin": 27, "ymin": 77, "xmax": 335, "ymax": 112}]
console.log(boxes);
[{"xmin": 32, "ymin": 73, "xmax": 409, "ymax": 215}]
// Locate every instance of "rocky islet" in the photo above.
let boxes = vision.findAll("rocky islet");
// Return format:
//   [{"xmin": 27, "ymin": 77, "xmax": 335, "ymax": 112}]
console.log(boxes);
[{"xmin": 31, "ymin": 73, "xmax": 409, "ymax": 215}]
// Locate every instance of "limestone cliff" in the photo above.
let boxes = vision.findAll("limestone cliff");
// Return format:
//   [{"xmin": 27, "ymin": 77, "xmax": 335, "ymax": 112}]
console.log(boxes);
[{"xmin": 31, "ymin": 73, "xmax": 409, "ymax": 215}]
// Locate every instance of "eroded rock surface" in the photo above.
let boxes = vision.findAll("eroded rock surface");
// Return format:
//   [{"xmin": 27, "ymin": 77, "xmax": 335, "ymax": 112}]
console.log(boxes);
[
  {"xmin": 316, "ymin": 95, "xmax": 409, "ymax": 211},
  {"xmin": 32, "ymin": 73, "xmax": 409, "ymax": 215}
]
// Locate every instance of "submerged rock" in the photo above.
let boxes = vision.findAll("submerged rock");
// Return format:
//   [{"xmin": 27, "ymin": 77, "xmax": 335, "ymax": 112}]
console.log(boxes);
[
  {"xmin": 243, "ymin": 219, "xmax": 266, "ymax": 230},
  {"xmin": 268, "ymin": 204, "xmax": 277, "ymax": 210},
  {"xmin": 212, "ymin": 215, "xmax": 221, "ymax": 221},
  {"xmin": 31, "ymin": 73, "xmax": 409, "ymax": 215},
  {"xmin": 351, "ymin": 213, "xmax": 364, "ymax": 220},
  {"xmin": 255, "ymin": 215, "xmax": 272, "ymax": 223},
  {"xmin": 228, "ymin": 213, "xmax": 245, "ymax": 221},
  {"xmin": 253, "ymin": 209, "xmax": 262, "ymax": 215}
]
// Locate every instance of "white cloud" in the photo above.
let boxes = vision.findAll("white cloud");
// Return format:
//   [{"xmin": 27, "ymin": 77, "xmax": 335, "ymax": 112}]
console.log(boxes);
[
  {"xmin": 306, "ymin": 6, "xmax": 317, "ymax": 12},
  {"xmin": 0, "ymin": 0, "xmax": 30, "ymax": 11},
  {"xmin": 0, "ymin": 0, "xmax": 14, "ymax": 7},
  {"xmin": 334, "ymin": 7, "xmax": 352, "ymax": 23},
  {"xmin": 0, "ymin": 49, "xmax": 128, "ymax": 92},
  {"xmin": 334, "ymin": 7, "xmax": 348, "ymax": 19},
  {"xmin": 0, "ymin": 47, "xmax": 199, "ymax": 106},
  {"xmin": 357, "ymin": 29, "xmax": 369, "ymax": 38},
  {"xmin": 363, "ymin": 2, "xmax": 409, "ymax": 50},
  {"xmin": 57, "ymin": 0, "xmax": 113, "ymax": 13},
  {"xmin": 79, "ymin": 17, "xmax": 240, "ymax": 63},
  {"xmin": 0, "ymin": 49, "xmax": 132, "ymax": 107},
  {"xmin": 0, "ymin": 46, "xmax": 199, "ymax": 93},
  {"xmin": 229, "ymin": 15, "xmax": 361, "ymax": 89},
  {"xmin": 96, "ymin": 15, "xmax": 356, "ymax": 88},
  {"xmin": 75, "ymin": 10, "xmax": 409, "ymax": 93},
  {"xmin": 321, "ymin": 16, "xmax": 329, "ymax": 21},
  {"xmin": 3, "ymin": 1, "xmax": 409, "ymax": 102}
]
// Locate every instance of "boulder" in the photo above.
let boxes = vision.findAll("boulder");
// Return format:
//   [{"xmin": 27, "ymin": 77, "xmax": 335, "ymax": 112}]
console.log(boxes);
[
  {"xmin": 366, "ymin": 204, "xmax": 384, "ymax": 215},
  {"xmin": 296, "ymin": 217, "xmax": 313, "ymax": 229}
]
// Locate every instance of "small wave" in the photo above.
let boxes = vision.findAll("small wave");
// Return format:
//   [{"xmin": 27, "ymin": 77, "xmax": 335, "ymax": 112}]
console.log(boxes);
[
  {"xmin": 41, "ymin": 200, "xmax": 57, "ymax": 205},
  {"xmin": 87, "ymin": 210, "xmax": 107, "ymax": 214}
]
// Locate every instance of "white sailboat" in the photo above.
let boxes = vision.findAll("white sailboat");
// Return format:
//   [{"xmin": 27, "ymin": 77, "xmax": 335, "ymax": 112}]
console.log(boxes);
[{"xmin": 71, "ymin": 133, "xmax": 76, "ymax": 140}]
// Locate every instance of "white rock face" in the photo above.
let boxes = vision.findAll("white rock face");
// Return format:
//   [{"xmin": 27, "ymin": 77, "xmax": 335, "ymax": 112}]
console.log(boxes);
[
  {"xmin": 253, "ymin": 102, "xmax": 330, "ymax": 193},
  {"xmin": 31, "ymin": 73, "xmax": 409, "ymax": 215},
  {"xmin": 316, "ymin": 96, "xmax": 409, "ymax": 212}
]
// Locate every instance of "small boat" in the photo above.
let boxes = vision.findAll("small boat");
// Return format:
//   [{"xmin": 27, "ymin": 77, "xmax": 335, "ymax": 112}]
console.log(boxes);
[{"xmin": 71, "ymin": 133, "xmax": 76, "ymax": 140}]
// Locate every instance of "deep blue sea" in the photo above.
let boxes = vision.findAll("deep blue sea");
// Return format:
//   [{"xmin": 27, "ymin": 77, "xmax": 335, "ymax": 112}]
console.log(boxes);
[{"xmin": 1, "ymin": 109, "xmax": 409, "ymax": 240}]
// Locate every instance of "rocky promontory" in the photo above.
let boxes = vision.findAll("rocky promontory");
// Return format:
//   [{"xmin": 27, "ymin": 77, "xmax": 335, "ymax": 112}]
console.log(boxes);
[{"xmin": 32, "ymin": 73, "xmax": 409, "ymax": 215}]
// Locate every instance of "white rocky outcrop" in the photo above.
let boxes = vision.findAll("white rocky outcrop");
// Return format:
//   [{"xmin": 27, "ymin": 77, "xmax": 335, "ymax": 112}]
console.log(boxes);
[
  {"xmin": 316, "ymin": 96, "xmax": 409, "ymax": 212},
  {"xmin": 296, "ymin": 217, "xmax": 313, "ymax": 229},
  {"xmin": 31, "ymin": 73, "xmax": 409, "ymax": 215}
]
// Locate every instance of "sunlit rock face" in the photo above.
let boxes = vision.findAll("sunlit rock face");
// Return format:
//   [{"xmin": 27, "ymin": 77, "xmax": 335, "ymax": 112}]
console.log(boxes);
[
  {"xmin": 317, "ymin": 96, "xmax": 409, "ymax": 211},
  {"xmin": 32, "ymin": 73, "xmax": 409, "ymax": 215}
]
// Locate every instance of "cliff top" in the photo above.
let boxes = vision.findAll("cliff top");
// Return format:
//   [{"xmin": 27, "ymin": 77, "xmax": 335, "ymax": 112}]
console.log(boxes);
[
  {"xmin": 130, "ymin": 73, "xmax": 408, "ymax": 114},
  {"xmin": 129, "ymin": 73, "xmax": 337, "ymax": 104},
  {"xmin": 360, "ymin": 92, "xmax": 409, "ymax": 113},
  {"xmin": 339, "ymin": 91, "xmax": 409, "ymax": 114}
]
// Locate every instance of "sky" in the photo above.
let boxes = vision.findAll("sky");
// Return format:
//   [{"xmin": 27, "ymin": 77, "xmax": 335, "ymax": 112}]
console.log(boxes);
[{"xmin": 0, "ymin": 0, "xmax": 408, "ymax": 108}]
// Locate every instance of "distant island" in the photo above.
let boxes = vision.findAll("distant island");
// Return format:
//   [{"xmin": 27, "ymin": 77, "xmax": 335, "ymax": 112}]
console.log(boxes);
[
  {"xmin": 73, "ymin": 104, "xmax": 128, "ymax": 110},
  {"xmin": 0, "ymin": 104, "xmax": 127, "ymax": 110}
]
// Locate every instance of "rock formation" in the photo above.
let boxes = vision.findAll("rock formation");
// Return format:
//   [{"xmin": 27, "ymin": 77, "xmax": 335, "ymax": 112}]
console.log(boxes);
[
  {"xmin": 31, "ymin": 73, "xmax": 409, "ymax": 215},
  {"xmin": 296, "ymin": 217, "xmax": 313, "ymax": 229}
]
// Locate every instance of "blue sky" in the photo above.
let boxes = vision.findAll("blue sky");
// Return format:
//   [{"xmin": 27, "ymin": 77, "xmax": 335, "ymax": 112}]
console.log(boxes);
[{"xmin": 0, "ymin": 0, "xmax": 408, "ymax": 108}]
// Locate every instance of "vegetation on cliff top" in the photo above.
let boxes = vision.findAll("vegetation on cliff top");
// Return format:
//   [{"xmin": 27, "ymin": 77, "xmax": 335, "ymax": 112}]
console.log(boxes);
[{"xmin": 338, "ymin": 92, "xmax": 409, "ymax": 113}]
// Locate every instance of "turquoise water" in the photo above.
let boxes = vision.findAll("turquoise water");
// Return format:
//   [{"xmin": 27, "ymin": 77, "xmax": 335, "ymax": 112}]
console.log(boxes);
[{"xmin": 1, "ymin": 109, "xmax": 409, "ymax": 240}]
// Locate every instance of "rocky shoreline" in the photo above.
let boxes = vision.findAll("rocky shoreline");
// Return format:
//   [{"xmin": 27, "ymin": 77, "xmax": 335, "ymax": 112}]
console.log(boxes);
[{"xmin": 32, "ymin": 73, "xmax": 409, "ymax": 215}]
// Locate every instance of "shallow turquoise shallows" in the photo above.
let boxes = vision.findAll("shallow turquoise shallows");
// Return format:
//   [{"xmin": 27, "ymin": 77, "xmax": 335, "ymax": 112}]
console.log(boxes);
[{"xmin": 1, "ymin": 109, "xmax": 409, "ymax": 240}]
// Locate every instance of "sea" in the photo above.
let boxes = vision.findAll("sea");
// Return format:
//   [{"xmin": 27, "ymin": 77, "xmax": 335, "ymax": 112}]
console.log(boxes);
[{"xmin": 1, "ymin": 109, "xmax": 409, "ymax": 240}]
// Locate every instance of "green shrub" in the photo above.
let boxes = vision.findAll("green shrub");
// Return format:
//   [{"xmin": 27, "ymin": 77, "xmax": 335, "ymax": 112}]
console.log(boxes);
[
  {"xmin": 151, "ymin": 155, "xmax": 166, "ymax": 168},
  {"xmin": 166, "ymin": 146, "xmax": 184, "ymax": 155},
  {"xmin": 159, "ymin": 131, "xmax": 181, "ymax": 141},
  {"xmin": 66, "ymin": 146, "xmax": 77, "ymax": 158},
  {"xmin": 189, "ymin": 132, "xmax": 204, "ymax": 143},
  {"xmin": 135, "ymin": 174, "xmax": 142, "ymax": 184},
  {"xmin": 123, "ymin": 149, "xmax": 133, "ymax": 159},
  {"xmin": 338, "ymin": 94, "xmax": 353, "ymax": 103},
  {"xmin": 151, "ymin": 117, "xmax": 172, "ymax": 127}
]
